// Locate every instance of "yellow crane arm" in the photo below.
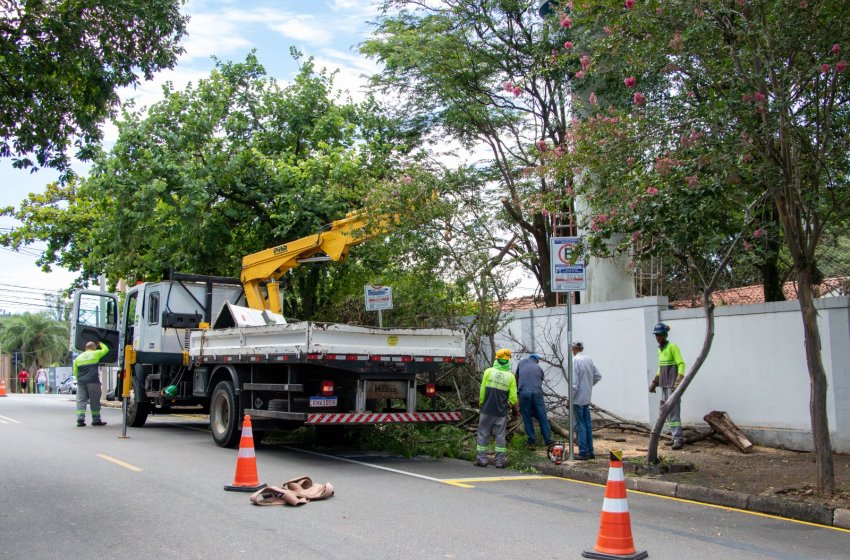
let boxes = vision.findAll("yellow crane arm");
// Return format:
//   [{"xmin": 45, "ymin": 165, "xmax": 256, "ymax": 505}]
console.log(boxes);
[{"xmin": 240, "ymin": 211, "xmax": 381, "ymax": 313}]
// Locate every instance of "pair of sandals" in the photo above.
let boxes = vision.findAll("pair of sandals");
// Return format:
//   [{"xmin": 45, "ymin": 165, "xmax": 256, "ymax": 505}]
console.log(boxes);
[{"xmin": 250, "ymin": 476, "xmax": 335, "ymax": 507}]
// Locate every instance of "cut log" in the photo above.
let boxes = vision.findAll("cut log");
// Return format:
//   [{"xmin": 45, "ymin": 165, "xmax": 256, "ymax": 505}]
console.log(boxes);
[{"xmin": 703, "ymin": 410, "xmax": 754, "ymax": 453}]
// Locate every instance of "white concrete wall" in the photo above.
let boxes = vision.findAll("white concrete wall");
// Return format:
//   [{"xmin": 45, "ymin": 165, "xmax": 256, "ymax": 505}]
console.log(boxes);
[{"xmin": 497, "ymin": 296, "xmax": 850, "ymax": 452}]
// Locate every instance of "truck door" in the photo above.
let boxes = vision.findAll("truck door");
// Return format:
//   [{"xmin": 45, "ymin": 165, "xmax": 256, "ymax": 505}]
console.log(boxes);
[{"xmin": 70, "ymin": 290, "xmax": 120, "ymax": 365}]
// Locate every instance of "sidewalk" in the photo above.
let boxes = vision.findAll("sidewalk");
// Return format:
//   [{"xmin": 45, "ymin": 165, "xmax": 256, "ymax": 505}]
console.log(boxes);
[{"xmin": 535, "ymin": 437, "xmax": 850, "ymax": 530}]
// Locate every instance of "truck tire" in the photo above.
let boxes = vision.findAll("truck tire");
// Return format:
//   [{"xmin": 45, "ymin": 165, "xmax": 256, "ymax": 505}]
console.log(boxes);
[
  {"xmin": 126, "ymin": 368, "xmax": 149, "ymax": 427},
  {"xmin": 210, "ymin": 380, "xmax": 241, "ymax": 448}
]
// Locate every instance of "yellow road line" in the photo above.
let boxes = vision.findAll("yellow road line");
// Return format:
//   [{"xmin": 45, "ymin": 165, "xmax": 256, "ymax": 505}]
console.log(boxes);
[
  {"xmin": 546, "ymin": 476, "xmax": 850, "ymax": 533},
  {"xmin": 0, "ymin": 415, "xmax": 21, "ymax": 424},
  {"xmin": 441, "ymin": 480, "xmax": 476, "ymax": 488},
  {"xmin": 443, "ymin": 475, "xmax": 559, "ymax": 488},
  {"xmin": 96, "ymin": 454, "xmax": 143, "ymax": 472}
]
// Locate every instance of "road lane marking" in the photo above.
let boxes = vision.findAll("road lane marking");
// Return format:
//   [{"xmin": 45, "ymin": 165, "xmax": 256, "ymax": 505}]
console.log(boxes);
[
  {"xmin": 286, "ymin": 446, "xmax": 471, "ymax": 485},
  {"xmin": 0, "ymin": 415, "xmax": 21, "ymax": 424},
  {"xmin": 443, "ymin": 475, "xmax": 559, "ymax": 487},
  {"xmin": 287, "ymin": 447, "xmax": 850, "ymax": 532},
  {"xmin": 286, "ymin": 447, "xmax": 560, "ymax": 489},
  {"xmin": 96, "ymin": 454, "xmax": 143, "ymax": 472},
  {"xmin": 548, "ymin": 476, "xmax": 850, "ymax": 534}
]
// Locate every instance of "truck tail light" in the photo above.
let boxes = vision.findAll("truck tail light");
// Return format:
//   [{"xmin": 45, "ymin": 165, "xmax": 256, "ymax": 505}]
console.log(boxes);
[
  {"xmin": 321, "ymin": 380, "xmax": 334, "ymax": 396},
  {"xmin": 425, "ymin": 383, "xmax": 436, "ymax": 398}
]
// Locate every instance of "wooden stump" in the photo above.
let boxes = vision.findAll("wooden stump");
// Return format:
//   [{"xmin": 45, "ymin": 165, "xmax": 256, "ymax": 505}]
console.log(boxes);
[{"xmin": 703, "ymin": 410, "xmax": 754, "ymax": 453}]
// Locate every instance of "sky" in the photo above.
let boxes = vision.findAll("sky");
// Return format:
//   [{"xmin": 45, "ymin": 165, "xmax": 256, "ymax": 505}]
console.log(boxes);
[{"xmin": 0, "ymin": 0, "xmax": 384, "ymax": 314}]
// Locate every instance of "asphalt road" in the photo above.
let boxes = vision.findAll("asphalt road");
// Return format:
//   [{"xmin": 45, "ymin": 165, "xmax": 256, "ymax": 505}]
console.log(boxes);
[{"xmin": 1, "ymin": 394, "xmax": 848, "ymax": 560}]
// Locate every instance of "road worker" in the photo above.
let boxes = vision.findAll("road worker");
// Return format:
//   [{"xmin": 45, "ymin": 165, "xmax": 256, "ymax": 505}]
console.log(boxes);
[
  {"xmin": 648, "ymin": 323, "xmax": 686, "ymax": 449},
  {"xmin": 73, "ymin": 340, "xmax": 110, "ymax": 427},
  {"xmin": 475, "ymin": 348, "xmax": 518, "ymax": 468}
]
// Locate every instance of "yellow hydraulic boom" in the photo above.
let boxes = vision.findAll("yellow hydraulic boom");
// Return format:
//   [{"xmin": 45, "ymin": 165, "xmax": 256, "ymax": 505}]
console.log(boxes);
[{"xmin": 240, "ymin": 211, "xmax": 383, "ymax": 314}]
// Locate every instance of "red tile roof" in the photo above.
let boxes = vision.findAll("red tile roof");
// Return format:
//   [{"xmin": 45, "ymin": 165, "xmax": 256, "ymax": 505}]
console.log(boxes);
[{"xmin": 670, "ymin": 277, "xmax": 850, "ymax": 309}]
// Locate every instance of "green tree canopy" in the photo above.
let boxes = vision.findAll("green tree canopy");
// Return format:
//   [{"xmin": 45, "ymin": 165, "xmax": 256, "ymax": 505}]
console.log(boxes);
[
  {"xmin": 560, "ymin": 0, "xmax": 850, "ymax": 494},
  {"xmin": 0, "ymin": 312, "xmax": 69, "ymax": 371},
  {"xmin": 0, "ymin": 0, "xmax": 188, "ymax": 176},
  {"xmin": 2, "ymin": 52, "xmax": 466, "ymax": 321},
  {"xmin": 363, "ymin": 0, "xmax": 581, "ymax": 307}
]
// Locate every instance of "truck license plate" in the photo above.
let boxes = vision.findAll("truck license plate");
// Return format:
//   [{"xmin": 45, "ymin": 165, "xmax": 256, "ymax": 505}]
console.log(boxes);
[{"xmin": 309, "ymin": 396, "xmax": 338, "ymax": 408}]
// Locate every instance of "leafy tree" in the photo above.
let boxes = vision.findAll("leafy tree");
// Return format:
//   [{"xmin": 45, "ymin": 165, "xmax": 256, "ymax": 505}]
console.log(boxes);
[
  {"xmin": 44, "ymin": 290, "xmax": 71, "ymax": 322},
  {"xmin": 0, "ymin": 0, "xmax": 188, "ymax": 177},
  {"xmin": 560, "ymin": 0, "xmax": 849, "ymax": 494},
  {"xmin": 1, "ymin": 53, "xmax": 457, "ymax": 320},
  {"xmin": 363, "ymin": 0, "xmax": 579, "ymax": 307},
  {"xmin": 0, "ymin": 312, "xmax": 69, "ymax": 371}
]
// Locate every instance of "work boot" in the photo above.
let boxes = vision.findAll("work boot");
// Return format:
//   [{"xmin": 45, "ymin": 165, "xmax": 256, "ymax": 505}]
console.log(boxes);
[
  {"xmin": 91, "ymin": 418, "xmax": 107, "ymax": 426},
  {"xmin": 671, "ymin": 441, "xmax": 684, "ymax": 450},
  {"xmin": 76, "ymin": 419, "xmax": 86, "ymax": 427}
]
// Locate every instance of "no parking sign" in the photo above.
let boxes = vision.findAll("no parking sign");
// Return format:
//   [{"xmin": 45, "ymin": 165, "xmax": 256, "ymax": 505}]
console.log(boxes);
[{"xmin": 550, "ymin": 237, "xmax": 587, "ymax": 292}]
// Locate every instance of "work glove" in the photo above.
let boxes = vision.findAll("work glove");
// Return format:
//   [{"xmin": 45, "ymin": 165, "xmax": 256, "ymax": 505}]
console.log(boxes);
[
  {"xmin": 673, "ymin": 376, "xmax": 683, "ymax": 390},
  {"xmin": 648, "ymin": 377, "xmax": 659, "ymax": 393}
]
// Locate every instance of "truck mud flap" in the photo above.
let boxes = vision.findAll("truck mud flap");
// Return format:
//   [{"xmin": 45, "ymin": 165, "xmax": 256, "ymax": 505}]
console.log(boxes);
[{"xmin": 306, "ymin": 412, "xmax": 461, "ymax": 425}]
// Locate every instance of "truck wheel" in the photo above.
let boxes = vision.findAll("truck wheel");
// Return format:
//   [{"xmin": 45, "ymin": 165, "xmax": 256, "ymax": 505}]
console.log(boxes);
[
  {"xmin": 126, "ymin": 371, "xmax": 149, "ymax": 427},
  {"xmin": 210, "ymin": 380, "xmax": 241, "ymax": 448}
]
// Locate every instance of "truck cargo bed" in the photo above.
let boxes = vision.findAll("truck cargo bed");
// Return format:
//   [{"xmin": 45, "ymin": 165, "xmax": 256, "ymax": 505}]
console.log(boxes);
[{"xmin": 189, "ymin": 321, "xmax": 466, "ymax": 361}]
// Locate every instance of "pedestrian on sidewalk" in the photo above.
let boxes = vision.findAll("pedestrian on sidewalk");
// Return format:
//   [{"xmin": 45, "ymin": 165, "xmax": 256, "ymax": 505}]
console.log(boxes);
[
  {"xmin": 516, "ymin": 353, "xmax": 554, "ymax": 450},
  {"xmin": 648, "ymin": 323, "xmax": 686, "ymax": 449},
  {"xmin": 17, "ymin": 369, "xmax": 29, "ymax": 393},
  {"xmin": 73, "ymin": 340, "xmax": 110, "ymax": 427},
  {"xmin": 475, "ymin": 348, "xmax": 518, "ymax": 468},
  {"xmin": 571, "ymin": 341, "xmax": 601, "ymax": 460},
  {"xmin": 36, "ymin": 368, "xmax": 47, "ymax": 394}
]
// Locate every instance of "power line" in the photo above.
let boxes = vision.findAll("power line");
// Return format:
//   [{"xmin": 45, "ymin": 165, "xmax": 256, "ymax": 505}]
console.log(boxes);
[
  {"xmin": 0, "ymin": 246, "xmax": 44, "ymax": 258},
  {"xmin": 0, "ymin": 282, "xmax": 68, "ymax": 295},
  {"xmin": 0, "ymin": 298, "xmax": 63, "ymax": 310}
]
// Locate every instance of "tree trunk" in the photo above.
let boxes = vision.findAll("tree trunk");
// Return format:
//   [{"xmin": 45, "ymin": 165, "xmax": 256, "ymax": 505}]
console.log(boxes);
[
  {"xmin": 773, "ymin": 183, "xmax": 835, "ymax": 496},
  {"xmin": 795, "ymin": 268, "xmax": 835, "ymax": 495},
  {"xmin": 647, "ymin": 291, "xmax": 716, "ymax": 464},
  {"xmin": 760, "ymin": 204, "xmax": 786, "ymax": 302},
  {"xmin": 760, "ymin": 252, "xmax": 785, "ymax": 302},
  {"xmin": 645, "ymin": 240, "xmax": 740, "ymax": 464}
]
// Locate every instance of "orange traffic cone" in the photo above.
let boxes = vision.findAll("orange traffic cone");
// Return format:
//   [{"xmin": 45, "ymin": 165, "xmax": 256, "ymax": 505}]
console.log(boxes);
[
  {"xmin": 224, "ymin": 415, "xmax": 266, "ymax": 492},
  {"xmin": 0, "ymin": 377, "xmax": 7, "ymax": 397},
  {"xmin": 582, "ymin": 450, "xmax": 648, "ymax": 560}
]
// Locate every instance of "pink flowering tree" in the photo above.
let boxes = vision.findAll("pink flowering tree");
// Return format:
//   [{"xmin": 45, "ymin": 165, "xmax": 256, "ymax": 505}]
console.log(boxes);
[{"xmin": 561, "ymin": 0, "xmax": 850, "ymax": 494}]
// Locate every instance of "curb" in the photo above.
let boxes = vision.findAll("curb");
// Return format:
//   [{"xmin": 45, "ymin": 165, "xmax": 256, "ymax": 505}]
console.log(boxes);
[{"xmin": 535, "ymin": 460, "xmax": 847, "ymax": 529}]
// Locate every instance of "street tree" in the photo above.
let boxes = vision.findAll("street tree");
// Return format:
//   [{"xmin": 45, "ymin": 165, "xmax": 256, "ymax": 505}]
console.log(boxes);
[
  {"xmin": 363, "ymin": 0, "xmax": 580, "ymax": 307},
  {"xmin": 560, "ymin": 0, "xmax": 849, "ymax": 494},
  {"xmin": 0, "ymin": 53, "xmax": 430, "ymax": 319},
  {"xmin": 0, "ymin": 312, "xmax": 69, "ymax": 371},
  {"xmin": 0, "ymin": 0, "xmax": 188, "ymax": 177}
]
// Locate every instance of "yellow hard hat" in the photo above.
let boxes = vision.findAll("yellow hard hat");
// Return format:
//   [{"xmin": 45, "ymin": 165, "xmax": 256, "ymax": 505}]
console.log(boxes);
[{"xmin": 495, "ymin": 348, "xmax": 512, "ymax": 360}]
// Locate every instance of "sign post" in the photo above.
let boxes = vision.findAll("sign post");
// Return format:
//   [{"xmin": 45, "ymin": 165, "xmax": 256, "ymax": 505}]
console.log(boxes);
[
  {"xmin": 364, "ymin": 285, "xmax": 393, "ymax": 328},
  {"xmin": 550, "ymin": 237, "xmax": 586, "ymax": 462}
]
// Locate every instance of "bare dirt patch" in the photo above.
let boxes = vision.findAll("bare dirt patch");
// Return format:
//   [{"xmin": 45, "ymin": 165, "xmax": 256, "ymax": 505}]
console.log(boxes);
[{"xmin": 543, "ymin": 426, "xmax": 850, "ymax": 510}]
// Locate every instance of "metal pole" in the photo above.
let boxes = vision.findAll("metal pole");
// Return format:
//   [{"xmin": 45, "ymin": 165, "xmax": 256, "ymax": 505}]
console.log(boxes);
[
  {"xmin": 120, "ymin": 398, "xmax": 129, "ymax": 439},
  {"xmin": 378, "ymin": 309, "xmax": 383, "ymax": 328},
  {"xmin": 567, "ymin": 292, "xmax": 574, "ymax": 461}
]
